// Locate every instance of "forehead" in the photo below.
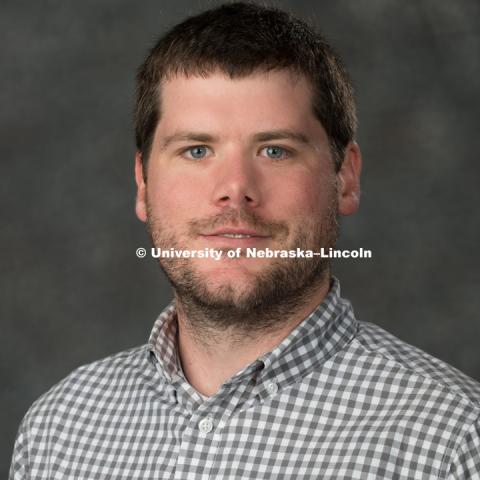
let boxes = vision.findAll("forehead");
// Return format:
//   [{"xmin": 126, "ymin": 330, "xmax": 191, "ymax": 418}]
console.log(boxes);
[{"xmin": 156, "ymin": 69, "xmax": 318, "ymax": 133}]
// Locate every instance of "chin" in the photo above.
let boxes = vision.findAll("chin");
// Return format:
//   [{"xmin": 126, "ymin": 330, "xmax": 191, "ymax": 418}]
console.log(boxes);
[
  {"xmin": 195, "ymin": 264, "xmax": 258, "ymax": 295},
  {"xmin": 198, "ymin": 257, "xmax": 267, "ymax": 275},
  {"xmin": 200, "ymin": 283, "xmax": 259, "ymax": 311},
  {"xmin": 203, "ymin": 268, "xmax": 255, "ymax": 289}
]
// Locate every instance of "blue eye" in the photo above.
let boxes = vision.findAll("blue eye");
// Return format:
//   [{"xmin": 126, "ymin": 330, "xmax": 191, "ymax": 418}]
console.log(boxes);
[
  {"xmin": 262, "ymin": 146, "xmax": 290, "ymax": 159},
  {"xmin": 185, "ymin": 145, "xmax": 209, "ymax": 159}
]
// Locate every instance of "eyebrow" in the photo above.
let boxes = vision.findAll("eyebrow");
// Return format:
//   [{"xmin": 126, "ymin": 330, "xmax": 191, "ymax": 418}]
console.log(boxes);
[
  {"xmin": 252, "ymin": 129, "xmax": 312, "ymax": 146},
  {"xmin": 160, "ymin": 129, "xmax": 313, "ymax": 150},
  {"xmin": 161, "ymin": 132, "xmax": 217, "ymax": 150}
]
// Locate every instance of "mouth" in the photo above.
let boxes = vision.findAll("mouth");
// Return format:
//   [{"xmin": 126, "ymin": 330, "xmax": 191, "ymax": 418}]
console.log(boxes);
[
  {"xmin": 205, "ymin": 227, "xmax": 268, "ymax": 237},
  {"xmin": 215, "ymin": 233, "xmax": 256, "ymax": 238},
  {"xmin": 199, "ymin": 228, "xmax": 270, "ymax": 246}
]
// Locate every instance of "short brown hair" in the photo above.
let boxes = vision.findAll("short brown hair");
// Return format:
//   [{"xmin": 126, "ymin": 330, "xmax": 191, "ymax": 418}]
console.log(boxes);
[{"xmin": 135, "ymin": 1, "xmax": 357, "ymax": 174}]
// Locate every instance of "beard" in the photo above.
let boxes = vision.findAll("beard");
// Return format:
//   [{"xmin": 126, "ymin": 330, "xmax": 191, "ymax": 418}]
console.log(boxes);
[{"xmin": 146, "ymin": 196, "xmax": 339, "ymax": 344}]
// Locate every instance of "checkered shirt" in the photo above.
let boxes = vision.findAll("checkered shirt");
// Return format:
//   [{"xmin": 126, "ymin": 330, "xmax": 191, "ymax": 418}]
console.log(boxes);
[{"xmin": 10, "ymin": 277, "xmax": 480, "ymax": 479}]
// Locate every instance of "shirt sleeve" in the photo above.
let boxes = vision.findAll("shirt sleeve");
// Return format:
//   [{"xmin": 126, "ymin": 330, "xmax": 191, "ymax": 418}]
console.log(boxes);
[
  {"xmin": 9, "ymin": 414, "xmax": 30, "ymax": 480},
  {"xmin": 447, "ymin": 415, "xmax": 480, "ymax": 479}
]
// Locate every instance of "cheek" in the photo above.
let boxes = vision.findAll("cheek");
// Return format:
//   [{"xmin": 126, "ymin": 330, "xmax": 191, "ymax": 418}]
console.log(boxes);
[
  {"xmin": 147, "ymin": 173, "xmax": 206, "ymax": 221},
  {"xmin": 272, "ymin": 175, "xmax": 328, "ymax": 217}
]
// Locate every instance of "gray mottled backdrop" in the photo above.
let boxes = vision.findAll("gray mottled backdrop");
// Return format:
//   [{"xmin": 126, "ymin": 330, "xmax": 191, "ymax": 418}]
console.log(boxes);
[{"xmin": 2, "ymin": 0, "xmax": 479, "ymax": 475}]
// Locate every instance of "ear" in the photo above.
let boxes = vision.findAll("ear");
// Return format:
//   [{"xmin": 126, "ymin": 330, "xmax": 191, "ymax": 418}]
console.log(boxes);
[
  {"xmin": 337, "ymin": 141, "xmax": 362, "ymax": 216},
  {"xmin": 135, "ymin": 152, "xmax": 147, "ymax": 222}
]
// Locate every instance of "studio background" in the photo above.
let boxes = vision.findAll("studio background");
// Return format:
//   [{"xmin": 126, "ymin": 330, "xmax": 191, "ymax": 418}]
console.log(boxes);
[{"xmin": 2, "ymin": 0, "xmax": 479, "ymax": 475}]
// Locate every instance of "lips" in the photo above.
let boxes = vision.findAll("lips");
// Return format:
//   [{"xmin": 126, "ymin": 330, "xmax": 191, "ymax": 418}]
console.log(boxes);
[
  {"xmin": 199, "ymin": 227, "xmax": 270, "ymax": 246},
  {"xmin": 216, "ymin": 233, "xmax": 256, "ymax": 238},
  {"xmin": 203, "ymin": 228, "xmax": 269, "ymax": 238}
]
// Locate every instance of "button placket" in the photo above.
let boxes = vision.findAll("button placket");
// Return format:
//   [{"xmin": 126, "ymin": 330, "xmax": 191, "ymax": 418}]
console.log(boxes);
[
  {"xmin": 198, "ymin": 414, "xmax": 214, "ymax": 433},
  {"xmin": 266, "ymin": 381, "xmax": 278, "ymax": 395}
]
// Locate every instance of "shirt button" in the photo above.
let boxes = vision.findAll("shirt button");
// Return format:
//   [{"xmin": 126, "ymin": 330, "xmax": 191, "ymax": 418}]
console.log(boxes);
[
  {"xmin": 198, "ymin": 416, "xmax": 214, "ymax": 433},
  {"xmin": 266, "ymin": 381, "xmax": 278, "ymax": 395}
]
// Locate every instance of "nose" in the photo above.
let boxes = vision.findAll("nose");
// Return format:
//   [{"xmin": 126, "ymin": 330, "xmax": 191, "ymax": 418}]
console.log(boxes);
[{"xmin": 211, "ymin": 153, "xmax": 262, "ymax": 209}]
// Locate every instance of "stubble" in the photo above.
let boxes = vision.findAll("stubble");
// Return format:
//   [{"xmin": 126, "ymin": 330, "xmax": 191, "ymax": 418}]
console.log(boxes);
[{"xmin": 146, "ymin": 196, "xmax": 339, "ymax": 346}]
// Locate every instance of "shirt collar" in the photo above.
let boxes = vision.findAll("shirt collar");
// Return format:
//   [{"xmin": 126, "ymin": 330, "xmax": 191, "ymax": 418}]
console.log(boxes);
[{"xmin": 147, "ymin": 276, "xmax": 358, "ymax": 390}]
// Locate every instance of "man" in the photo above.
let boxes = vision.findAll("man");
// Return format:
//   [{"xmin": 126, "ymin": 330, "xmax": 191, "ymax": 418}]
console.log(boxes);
[{"xmin": 10, "ymin": 2, "xmax": 480, "ymax": 478}]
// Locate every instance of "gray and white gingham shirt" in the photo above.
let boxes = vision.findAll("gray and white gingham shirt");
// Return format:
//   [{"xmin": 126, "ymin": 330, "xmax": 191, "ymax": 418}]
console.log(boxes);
[{"xmin": 10, "ymin": 278, "xmax": 480, "ymax": 479}]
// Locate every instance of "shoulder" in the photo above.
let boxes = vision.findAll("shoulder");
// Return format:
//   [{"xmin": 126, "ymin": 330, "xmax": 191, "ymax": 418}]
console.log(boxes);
[
  {"xmin": 10, "ymin": 345, "xmax": 167, "ymax": 478},
  {"xmin": 21, "ymin": 344, "xmax": 158, "ymax": 429},
  {"xmin": 351, "ymin": 320, "xmax": 480, "ymax": 410},
  {"xmin": 329, "ymin": 320, "xmax": 480, "ymax": 474}
]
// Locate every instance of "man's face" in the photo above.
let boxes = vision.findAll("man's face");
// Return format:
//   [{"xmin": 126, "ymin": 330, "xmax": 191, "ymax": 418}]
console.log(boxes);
[{"xmin": 135, "ymin": 69, "xmax": 360, "ymax": 317}]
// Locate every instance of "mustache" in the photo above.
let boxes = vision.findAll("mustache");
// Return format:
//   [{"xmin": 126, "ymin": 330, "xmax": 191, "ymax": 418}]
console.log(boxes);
[{"xmin": 187, "ymin": 207, "xmax": 289, "ymax": 238}]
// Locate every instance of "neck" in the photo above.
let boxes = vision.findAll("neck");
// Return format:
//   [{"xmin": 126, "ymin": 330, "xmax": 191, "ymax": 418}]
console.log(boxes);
[{"xmin": 175, "ymin": 276, "xmax": 331, "ymax": 397}]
